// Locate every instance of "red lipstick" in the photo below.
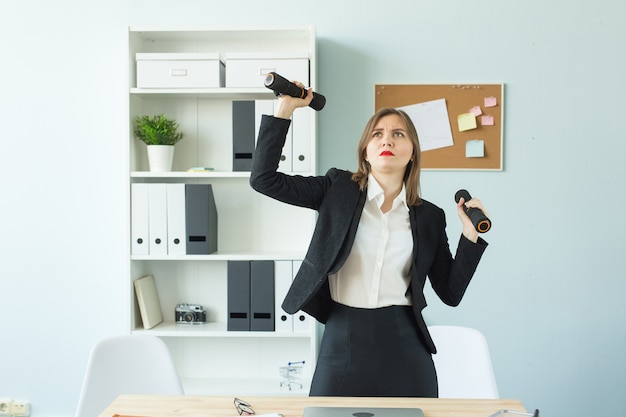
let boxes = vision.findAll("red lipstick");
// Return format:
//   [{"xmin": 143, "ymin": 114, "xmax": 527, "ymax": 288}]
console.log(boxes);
[{"xmin": 380, "ymin": 150, "xmax": 394, "ymax": 156}]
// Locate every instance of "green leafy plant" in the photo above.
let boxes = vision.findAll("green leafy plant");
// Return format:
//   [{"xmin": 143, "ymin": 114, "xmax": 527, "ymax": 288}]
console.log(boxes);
[{"xmin": 134, "ymin": 114, "xmax": 184, "ymax": 145}]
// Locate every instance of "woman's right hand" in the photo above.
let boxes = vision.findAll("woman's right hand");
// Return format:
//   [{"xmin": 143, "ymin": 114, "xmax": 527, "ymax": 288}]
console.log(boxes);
[{"xmin": 273, "ymin": 81, "xmax": 314, "ymax": 119}]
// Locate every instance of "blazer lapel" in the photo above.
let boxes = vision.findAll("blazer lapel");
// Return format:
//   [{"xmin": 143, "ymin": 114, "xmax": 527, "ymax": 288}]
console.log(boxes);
[{"xmin": 328, "ymin": 187, "xmax": 366, "ymax": 273}]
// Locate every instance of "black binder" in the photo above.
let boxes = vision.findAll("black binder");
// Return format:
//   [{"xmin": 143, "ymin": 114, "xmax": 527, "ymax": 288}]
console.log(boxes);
[
  {"xmin": 227, "ymin": 261, "xmax": 251, "ymax": 331},
  {"xmin": 250, "ymin": 260, "xmax": 275, "ymax": 331},
  {"xmin": 232, "ymin": 100, "xmax": 256, "ymax": 171},
  {"xmin": 185, "ymin": 184, "xmax": 218, "ymax": 254}
]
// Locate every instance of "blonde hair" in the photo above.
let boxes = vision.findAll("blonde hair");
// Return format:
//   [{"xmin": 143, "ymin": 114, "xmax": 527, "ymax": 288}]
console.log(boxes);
[{"xmin": 351, "ymin": 107, "xmax": 422, "ymax": 206}]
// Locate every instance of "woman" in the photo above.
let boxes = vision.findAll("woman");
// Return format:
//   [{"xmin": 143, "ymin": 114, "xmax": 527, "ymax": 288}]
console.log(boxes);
[{"xmin": 250, "ymin": 84, "xmax": 489, "ymax": 397}]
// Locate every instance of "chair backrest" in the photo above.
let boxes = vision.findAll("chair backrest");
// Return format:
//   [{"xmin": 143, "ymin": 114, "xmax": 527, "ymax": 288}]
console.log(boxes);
[
  {"xmin": 75, "ymin": 334, "xmax": 184, "ymax": 417},
  {"xmin": 428, "ymin": 325, "xmax": 499, "ymax": 399}
]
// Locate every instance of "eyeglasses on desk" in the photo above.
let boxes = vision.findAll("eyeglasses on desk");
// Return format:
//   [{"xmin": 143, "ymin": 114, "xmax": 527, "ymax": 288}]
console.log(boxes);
[
  {"xmin": 489, "ymin": 409, "xmax": 539, "ymax": 417},
  {"xmin": 234, "ymin": 397, "xmax": 256, "ymax": 415}
]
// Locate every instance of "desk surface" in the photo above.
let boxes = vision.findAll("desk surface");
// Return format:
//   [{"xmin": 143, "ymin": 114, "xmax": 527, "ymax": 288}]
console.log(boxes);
[{"xmin": 99, "ymin": 395, "xmax": 527, "ymax": 417}]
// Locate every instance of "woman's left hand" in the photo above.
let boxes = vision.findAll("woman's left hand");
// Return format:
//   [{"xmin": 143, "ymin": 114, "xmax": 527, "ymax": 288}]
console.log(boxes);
[{"xmin": 456, "ymin": 197, "xmax": 489, "ymax": 243}]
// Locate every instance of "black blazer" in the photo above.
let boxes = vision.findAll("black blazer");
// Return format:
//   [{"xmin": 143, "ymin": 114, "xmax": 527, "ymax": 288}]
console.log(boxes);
[{"xmin": 250, "ymin": 115, "xmax": 488, "ymax": 353}]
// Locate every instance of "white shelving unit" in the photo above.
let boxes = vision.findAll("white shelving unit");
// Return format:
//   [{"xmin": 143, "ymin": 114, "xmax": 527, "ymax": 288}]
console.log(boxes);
[{"xmin": 127, "ymin": 26, "xmax": 318, "ymax": 395}]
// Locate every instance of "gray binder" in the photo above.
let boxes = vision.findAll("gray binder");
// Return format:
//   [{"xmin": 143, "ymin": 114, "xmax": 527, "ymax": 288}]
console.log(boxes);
[
  {"xmin": 227, "ymin": 261, "xmax": 251, "ymax": 331},
  {"xmin": 250, "ymin": 260, "xmax": 275, "ymax": 331},
  {"xmin": 185, "ymin": 184, "xmax": 218, "ymax": 254},
  {"xmin": 232, "ymin": 100, "xmax": 255, "ymax": 171}
]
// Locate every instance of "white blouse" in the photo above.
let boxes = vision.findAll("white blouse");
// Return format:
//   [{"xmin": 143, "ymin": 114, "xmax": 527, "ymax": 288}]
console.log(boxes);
[{"xmin": 328, "ymin": 175, "xmax": 413, "ymax": 308}]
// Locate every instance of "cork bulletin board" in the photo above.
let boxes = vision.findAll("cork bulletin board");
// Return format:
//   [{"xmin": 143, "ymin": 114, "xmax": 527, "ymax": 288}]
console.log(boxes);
[{"xmin": 374, "ymin": 84, "xmax": 504, "ymax": 170}]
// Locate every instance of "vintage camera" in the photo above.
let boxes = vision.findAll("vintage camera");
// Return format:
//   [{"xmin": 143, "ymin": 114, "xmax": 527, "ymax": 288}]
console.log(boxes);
[{"xmin": 175, "ymin": 303, "xmax": 207, "ymax": 324}]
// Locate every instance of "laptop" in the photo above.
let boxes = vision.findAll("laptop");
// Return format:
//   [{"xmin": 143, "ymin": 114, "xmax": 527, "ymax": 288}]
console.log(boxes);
[{"xmin": 303, "ymin": 406, "xmax": 424, "ymax": 417}]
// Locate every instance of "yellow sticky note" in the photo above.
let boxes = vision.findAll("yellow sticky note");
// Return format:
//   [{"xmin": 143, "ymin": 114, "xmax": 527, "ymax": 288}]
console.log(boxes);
[
  {"xmin": 466, "ymin": 140, "xmax": 484, "ymax": 158},
  {"xmin": 458, "ymin": 113, "xmax": 477, "ymax": 132}
]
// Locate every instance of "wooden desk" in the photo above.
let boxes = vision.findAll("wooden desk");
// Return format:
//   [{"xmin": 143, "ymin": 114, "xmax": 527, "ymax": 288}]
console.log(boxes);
[{"xmin": 99, "ymin": 395, "xmax": 527, "ymax": 417}]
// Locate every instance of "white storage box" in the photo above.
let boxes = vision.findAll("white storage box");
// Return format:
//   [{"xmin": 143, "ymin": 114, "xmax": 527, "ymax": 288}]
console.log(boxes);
[
  {"xmin": 136, "ymin": 53, "xmax": 225, "ymax": 88},
  {"xmin": 224, "ymin": 52, "xmax": 309, "ymax": 88}
]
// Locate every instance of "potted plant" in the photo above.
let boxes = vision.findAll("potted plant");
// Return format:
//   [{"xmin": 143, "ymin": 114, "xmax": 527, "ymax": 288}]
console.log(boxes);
[{"xmin": 134, "ymin": 114, "xmax": 184, "ymax": 172}]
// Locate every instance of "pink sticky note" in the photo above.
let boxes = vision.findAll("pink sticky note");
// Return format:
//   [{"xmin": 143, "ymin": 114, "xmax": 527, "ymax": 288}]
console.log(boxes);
[
  {"xmin": 469, "ymin": 106, "xmax": 482, "ymax": 117},
  {"xmin": 484, "ymin": 96, "xmax": 497, "ymax": 107},
  {"xmin": 481, "ymin": 115, "xmax": 494, "ymax": 126}
]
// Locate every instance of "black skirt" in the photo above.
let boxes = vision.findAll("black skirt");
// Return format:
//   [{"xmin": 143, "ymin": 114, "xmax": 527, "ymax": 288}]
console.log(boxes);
[{"xmin": 309, "ymin": 301, "xmax": 438, "ymax": 397}]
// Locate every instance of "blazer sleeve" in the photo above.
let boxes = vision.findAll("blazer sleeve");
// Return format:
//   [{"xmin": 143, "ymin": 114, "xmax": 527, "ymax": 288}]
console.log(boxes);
[
  {"xmin": 250, "ymin": 114, "xmax": 330, "ymax": 210},
  {"xmin": 417, "ymin": 203, "xmax": 487, "ymax": 306},
  {"xmin": 429, "ymin": 221, "xmax": 488, "ymax": 306}
]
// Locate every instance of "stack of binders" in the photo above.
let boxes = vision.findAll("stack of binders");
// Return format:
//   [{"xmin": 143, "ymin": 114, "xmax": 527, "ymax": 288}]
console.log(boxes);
[
  {"xmin": 274, "ymin": 260, "xmax": 312, "ymax": 333},
  {"xmin": 227, "ymin": 260, "xmax": 311, "ymax": 333},
  {"xmin": 232, "ymin": 100, "xmax": 311, "ymax": 173},
  {"xmin": 131, "ymin": 183, "xmax": 218, "ymax": 256}
]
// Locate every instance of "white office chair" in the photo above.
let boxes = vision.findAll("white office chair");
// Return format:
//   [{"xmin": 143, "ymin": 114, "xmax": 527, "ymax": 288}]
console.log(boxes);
[
  {"xmin": 75, "ymin": 334, "xmax": 184, "ymax": 417},
  {"xmin": 428, "ymin": 325, "xmax": 499, "ymax": 399}
]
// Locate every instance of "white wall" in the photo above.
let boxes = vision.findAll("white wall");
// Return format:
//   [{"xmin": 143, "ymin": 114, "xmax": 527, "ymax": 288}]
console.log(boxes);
[{"xmin": 1, "ymin": 1, "xmax": 624, "ymax": 416}]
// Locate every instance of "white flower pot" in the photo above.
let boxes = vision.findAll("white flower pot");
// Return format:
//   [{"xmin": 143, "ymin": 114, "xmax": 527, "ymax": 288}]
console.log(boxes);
[{"xmin": 147, "ymin": 145, "xmax": 174, "ymax": 172}]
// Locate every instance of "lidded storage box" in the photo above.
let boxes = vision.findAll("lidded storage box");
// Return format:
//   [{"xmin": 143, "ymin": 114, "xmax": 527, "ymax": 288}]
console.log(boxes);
[
  {"xmin": 136, "ymin": 53, "xmax": 225, "ymax": 88},
  {"xmin": 224, "ymin": 52, "xmax": 309, "ymax": 88}
]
